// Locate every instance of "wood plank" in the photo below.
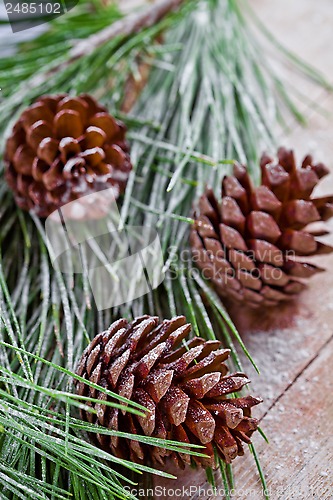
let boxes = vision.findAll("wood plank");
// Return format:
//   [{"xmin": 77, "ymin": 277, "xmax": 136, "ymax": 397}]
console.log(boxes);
[
  {"xmin": 152, "ymin": 337, "xmax": 333, "ymax": 499},
  {"xmin": 233, "ymin": 337, "xmax": 333, "ymax": 499}
]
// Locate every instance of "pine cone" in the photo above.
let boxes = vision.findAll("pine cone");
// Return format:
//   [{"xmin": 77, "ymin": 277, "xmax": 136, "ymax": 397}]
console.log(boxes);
[
  {"xmin": 4, "ymin": 94, "xmax": 132, "ymax": 219},
  {"xmin": 190, "ymin": 148, "xmax": 333, "ymax": 308},
  {"xmin": 76, "ymin": 315, "xmax": 262, "ymax": 468}
]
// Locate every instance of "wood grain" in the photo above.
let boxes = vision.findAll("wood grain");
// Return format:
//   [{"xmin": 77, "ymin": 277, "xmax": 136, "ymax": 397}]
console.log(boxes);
[{"xmin": 232, "ymin": 336, "xmax": 333, "ymax": 499}]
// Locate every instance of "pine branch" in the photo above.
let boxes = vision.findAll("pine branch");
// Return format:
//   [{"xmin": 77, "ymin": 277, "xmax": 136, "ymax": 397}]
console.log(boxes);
[
  {"xmin": 19, "ymin": 0, "xmax": 188, "ymax": 94},
  {"xmin": 71, "ymin": 0, "xmax": 187, "ymax": 59}
]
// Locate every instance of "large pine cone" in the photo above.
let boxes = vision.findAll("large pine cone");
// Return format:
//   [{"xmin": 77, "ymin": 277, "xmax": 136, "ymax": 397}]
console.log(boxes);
[
  {"xmin": 5, "ymin": 94, "xmax": 132, "ymax": 219},
  {"xmin": 190, "ymin": 148, "xmax": 333, "ymax": 308},
  {"xmin": 76, "ymin": 315, "xmax": 262, "ymax": 468}
]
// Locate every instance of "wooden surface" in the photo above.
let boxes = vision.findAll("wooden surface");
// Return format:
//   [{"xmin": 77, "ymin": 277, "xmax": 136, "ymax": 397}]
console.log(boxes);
[{"xmin": 152, "ymin": 0, "xmax": 333, "ymax": 498}]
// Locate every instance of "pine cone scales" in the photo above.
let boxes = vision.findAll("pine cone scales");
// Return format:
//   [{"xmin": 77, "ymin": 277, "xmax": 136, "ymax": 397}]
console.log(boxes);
[
  {"xmin": 5, "ymin": 94, "xmax": 132, "ymax": 219},
  {"xmin": 76, "ymin": 315, "xmax": 262, "ymax": 468},
  {"xmin": 191, "ymin": 148, "xmax": 333, "ymax": 308}
]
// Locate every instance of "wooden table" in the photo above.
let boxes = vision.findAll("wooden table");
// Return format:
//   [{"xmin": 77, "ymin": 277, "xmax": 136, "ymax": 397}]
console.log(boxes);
[{"xmin": 153, "ymin": 0, "xmax": 333, "ymax": 497}]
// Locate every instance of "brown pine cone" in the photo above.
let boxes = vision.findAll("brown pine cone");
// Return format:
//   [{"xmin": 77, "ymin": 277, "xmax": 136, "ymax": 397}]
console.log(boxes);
[
  {"xmin": 4, "ymin": 94, "xmax": 132, "ymax": 219},
  {"xmin": 190, "ymin": 148, "xmax": 333, "ymax": 308},
  {"xmin": 75, "ymin": 315, "xmax": 262, "ymax": 468}
]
